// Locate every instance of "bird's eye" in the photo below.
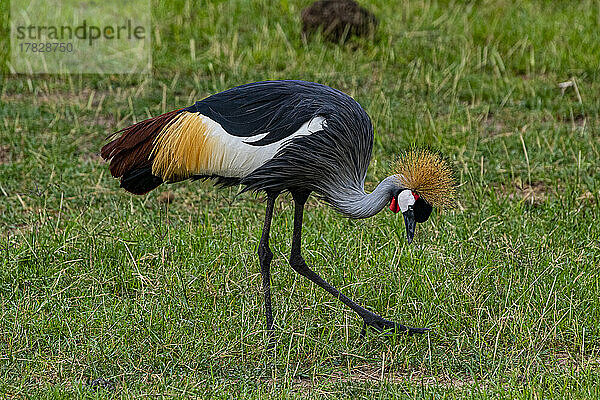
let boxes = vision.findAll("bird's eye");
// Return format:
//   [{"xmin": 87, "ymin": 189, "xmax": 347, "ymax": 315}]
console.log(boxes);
[{"xmin": 414, "ymin": 198, "xmax": 432, "ymax": 223}]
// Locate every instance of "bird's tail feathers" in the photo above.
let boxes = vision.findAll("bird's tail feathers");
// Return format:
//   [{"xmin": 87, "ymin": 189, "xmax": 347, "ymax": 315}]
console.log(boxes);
[{"xmin": 100, "ymin": 109, "xmax": 183, "ymax": 194}]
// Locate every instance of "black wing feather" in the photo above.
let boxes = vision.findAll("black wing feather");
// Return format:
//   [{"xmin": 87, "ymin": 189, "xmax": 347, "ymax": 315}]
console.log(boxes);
[{"xmin": 186, "ymin": 81, "xmax": 323, "ymax": 146}]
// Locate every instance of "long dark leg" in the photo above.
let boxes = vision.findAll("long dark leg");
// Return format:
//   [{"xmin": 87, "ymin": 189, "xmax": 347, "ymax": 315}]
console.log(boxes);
[
  {"xmin": 289, "ymin": 190, "xmax": 428, "ymax": 336},
  {"xmin": 259, "ymin": 191, "xmax": 278, "ymax": 334}
]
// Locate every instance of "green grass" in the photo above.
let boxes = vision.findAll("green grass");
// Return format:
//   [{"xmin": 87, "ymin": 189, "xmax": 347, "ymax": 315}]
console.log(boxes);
[{"xmin": 1, "ymin": 0, "xmax": 600, "ymax": 398}]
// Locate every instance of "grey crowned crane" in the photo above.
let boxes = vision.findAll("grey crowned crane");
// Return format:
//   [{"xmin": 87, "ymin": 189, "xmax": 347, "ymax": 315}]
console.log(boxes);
[{"xmin": 101, "ymin": 80, "xmax": 456, "ymax": 336}]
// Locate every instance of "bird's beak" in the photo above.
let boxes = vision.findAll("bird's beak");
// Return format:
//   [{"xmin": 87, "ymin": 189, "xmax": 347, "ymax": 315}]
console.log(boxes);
[{"xmin": 402, "ymin": 207, "xmax": 416, "ymax": 244}]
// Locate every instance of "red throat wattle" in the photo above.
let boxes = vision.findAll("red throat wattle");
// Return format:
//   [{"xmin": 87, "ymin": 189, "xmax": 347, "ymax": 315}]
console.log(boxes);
[{"xmin": 389, "ymin": 197, "xmax": 400, "ymax": 213}]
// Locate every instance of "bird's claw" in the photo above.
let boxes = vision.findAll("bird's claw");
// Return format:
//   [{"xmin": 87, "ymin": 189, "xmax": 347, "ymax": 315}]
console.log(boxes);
[{"xmin": 362, "ymin": 316, "xmax": 429, "ymax": 336}]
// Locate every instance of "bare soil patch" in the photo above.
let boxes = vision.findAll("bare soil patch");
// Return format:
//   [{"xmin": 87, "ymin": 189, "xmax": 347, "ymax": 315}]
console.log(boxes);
[
  {"xmin": 301, "ymin": 0, "xmax": 378, "ymax": 42},
  {"xmin": 79, "ymin": 152, "xmax": 104, "ymax": 164},
  {"xmin": 481, "ymin": 112, "xmax": 506, "ymax": 136},
  {"xmin": 497, "ymin": 180, "xmax": 553, "ymax": 206},
  {"xmin": 157, "ymin": 190, "xmax": 176, "ymax": 204},
  {"xmin": 0, "ymin": 145, "xmax": 11, "ymax": 164}
]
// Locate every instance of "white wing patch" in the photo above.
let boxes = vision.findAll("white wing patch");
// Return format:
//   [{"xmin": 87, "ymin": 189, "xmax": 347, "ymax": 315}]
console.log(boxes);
[{"xmin": 200, "ymin": 115, "xmax": 325, "ymax": 177}]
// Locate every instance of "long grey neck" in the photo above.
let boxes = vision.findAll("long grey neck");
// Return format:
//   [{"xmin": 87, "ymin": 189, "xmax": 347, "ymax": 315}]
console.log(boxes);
[{"xmin": 330, "ymin": 176, "xmax": 400, "ymax": 219}]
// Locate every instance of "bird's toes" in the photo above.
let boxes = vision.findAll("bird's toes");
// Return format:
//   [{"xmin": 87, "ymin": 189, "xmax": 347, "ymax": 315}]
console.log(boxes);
[
  {"xmin": 406, "ymin": 326, "xmax": 431, "ymax": 335},
  {"xmin": 364, "ymin": 317, "xmax": 429, "ymax": 336}
]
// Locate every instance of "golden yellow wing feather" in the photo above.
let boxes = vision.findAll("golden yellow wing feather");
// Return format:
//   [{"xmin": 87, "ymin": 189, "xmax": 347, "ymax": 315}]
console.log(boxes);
[{"xmin": 150, "ymin": 111, "xmax": 217, "ymax": 182}]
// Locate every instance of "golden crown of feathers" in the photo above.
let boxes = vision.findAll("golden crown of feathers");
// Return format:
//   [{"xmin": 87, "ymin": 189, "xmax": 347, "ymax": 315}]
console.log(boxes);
[{"xmin": 393, "ymin": 148, "xmax": 457, "ymax": 208}]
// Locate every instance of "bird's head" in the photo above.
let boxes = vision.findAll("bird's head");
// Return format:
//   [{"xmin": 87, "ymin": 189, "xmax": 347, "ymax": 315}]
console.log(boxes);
[{"xmin": 388, "ymin": 149, "xmax": 457, "ymax": 244}]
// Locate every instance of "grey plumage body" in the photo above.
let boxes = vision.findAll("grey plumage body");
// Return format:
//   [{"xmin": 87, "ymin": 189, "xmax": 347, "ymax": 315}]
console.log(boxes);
[{"xmin": 229, "ymin": 81, "xmax": 378, "ymax": 216}]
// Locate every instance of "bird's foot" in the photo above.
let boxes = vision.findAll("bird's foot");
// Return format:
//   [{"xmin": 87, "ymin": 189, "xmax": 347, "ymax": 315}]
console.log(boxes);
[{"xmin": 360, "ymin": 316, "xmax": 429, "ymax": 338}]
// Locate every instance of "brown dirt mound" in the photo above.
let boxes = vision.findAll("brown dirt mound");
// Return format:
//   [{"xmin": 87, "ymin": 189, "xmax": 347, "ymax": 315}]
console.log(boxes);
[{"xmin": 301, "ymin": 0, "xmax": 378, "ymax": 42}]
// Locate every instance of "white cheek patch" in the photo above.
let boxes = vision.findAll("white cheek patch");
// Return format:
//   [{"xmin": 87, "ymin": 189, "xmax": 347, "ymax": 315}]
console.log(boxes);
[{"xmin": 397, "ymin": 190, "xmax": 416, "ymax": 213}]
